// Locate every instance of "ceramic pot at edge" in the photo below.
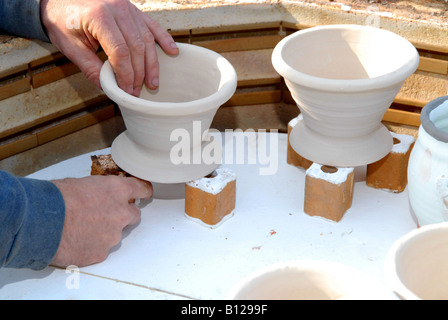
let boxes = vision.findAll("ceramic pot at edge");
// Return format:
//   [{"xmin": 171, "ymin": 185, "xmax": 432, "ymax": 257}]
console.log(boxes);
[
  {"xmin": 408, "ymin": 96, "xmax": 448, "ymax": 226},
  {"xmin": 385, "ymin": 221, "xmax": 448, "ymax": 300}
]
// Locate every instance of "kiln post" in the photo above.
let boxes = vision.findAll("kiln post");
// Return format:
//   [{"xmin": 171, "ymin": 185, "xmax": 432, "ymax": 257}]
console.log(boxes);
[
  {"xmin": 366, "ymin": 132, "xmax": 415, "ymax": 193},
  {"xmin": 185, "ymin": 168, "xmax": 236, "ymax": 228},
  {"xmin": 304, "ymin": 163, "xmax": 355, "ymax": 222}
]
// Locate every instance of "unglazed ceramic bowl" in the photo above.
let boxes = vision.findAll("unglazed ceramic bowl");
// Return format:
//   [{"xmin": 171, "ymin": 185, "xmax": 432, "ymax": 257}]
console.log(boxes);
[
  {"xmin": 100, "ymin": 43, "xmax": 237, "ymax": 183},
  {"xmin": 385, "ymin": 222, "xmax": 448, "ymax": 300},
  {"xmin": 272, "ymin": 24, "xmax": 419, "ymax": 167},
  {"xmin": 227, "ymin": 260, "xmax": 396, "ymax": 300}
]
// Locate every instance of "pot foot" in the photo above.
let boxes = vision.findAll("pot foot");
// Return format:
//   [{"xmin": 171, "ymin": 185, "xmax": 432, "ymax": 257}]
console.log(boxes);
[
  {"xmin": 290, "ymin": 121, "xmax": 393, "ymax": 167},
  {"xmin": 111, "ymin": 131, "xmax": 220, "ymax": 183}
]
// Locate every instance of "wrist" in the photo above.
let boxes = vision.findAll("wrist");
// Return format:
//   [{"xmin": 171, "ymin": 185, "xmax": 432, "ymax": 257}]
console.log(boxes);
[{"xmin": 39, "ymin": 0, "xmax": 51, "ymax": 39}]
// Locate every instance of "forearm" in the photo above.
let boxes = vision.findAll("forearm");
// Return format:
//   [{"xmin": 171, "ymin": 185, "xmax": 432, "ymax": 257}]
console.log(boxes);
[
  {"xmin": 0, "ymin": 0, "xmax": 49, "ymax": 41},
  {"xmin": 0, "ymin": 171, "xmax": 65, "ymax": 270}
]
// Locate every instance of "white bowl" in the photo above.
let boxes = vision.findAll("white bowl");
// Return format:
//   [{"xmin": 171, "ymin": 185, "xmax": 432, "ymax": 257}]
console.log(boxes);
[
  {"xmin": 227, "ymin": 260, "xmax": 395, "ymax": 300},
  {"xmin": 385, "ymin": 222, "xmax": 448, "ymax": 299}
]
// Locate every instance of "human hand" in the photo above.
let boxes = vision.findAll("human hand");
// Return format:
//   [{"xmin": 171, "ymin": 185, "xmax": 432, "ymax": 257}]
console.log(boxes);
[
  {"xmin": 51, "ymin": 175, "xmax": 153, "ymax": 267},
  {"xmin": 40, "ymin": 0, "xmax": 179, "ymax": 96}
]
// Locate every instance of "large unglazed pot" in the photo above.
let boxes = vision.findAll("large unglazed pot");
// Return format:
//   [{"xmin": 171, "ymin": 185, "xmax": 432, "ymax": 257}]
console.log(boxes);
[
  {"xmin": 100, "ymin": 43, "xmax": 237, "ymax": 183},
  {"xmin": 408, "ymin": 96, "xmax": 448, "ymax": 226},
  {"xmin": 272, "ymin": 24, "xmax": 419, "ymax": 167}
]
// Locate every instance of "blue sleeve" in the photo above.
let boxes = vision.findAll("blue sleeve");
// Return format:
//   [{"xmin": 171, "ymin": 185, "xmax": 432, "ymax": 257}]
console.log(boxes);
[
  {"xmin": 0, "ymin": 0, "xmax": 50, "ymax": 42},
  {"xmin": 0, "ymin": 170, "xmax": 65, "ymax": 270}
]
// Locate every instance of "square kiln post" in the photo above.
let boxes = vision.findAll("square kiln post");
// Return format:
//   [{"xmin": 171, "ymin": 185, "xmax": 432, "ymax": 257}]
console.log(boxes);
[
  {"xmin": 287, "ymin": 115, "xmax": 313, "ymax": 169},
  {"xmin": 304, "ymin": 163, "xmax": 355, "ymax": 222},
  {"xmin": 366, "ymin": 132, "xmax": 415, "ymax": 193},
  {"xmin": 185, "ymin": 168, "xmax": 236, "ymax": 228}
]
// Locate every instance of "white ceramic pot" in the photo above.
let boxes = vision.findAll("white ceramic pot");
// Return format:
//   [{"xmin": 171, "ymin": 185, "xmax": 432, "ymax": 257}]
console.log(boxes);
[
  {"xmin": 408, "ymin": 96, "xmax": 448, "ymax": 226},
  {"xmin": 385, "ymin": 222, "xmax": 448, "ymax": 300},
  {"xmin": 227, "ymin": 260, "xmax": 395, "ymax": 300},
  {"xmin": 100, "ymin": 43, "xmax": 237, "ymax": 183},
  {"xmin": 272, "ymin": 25, "xmax": 419, "ymax": 167}
]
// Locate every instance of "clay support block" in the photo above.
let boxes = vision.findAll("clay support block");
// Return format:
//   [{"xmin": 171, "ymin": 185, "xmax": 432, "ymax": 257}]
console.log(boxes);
[
  {"xmin": 287, "ymin": 115, "xmax": 313, "ymax": 169},
  {"xmin": 185, "ymin": 167, "xmax": 236, "ymax": 229},
  {"xmin": 366, "ymin": 132, "xmax": 415, "ymax": 193},
  {"xmin": 90, "ymin": 154, "xmax": 128, "ymax": 177},
  {"xmin": 304, "ymin": 163, "xmax": 355, "ymax": 222}
]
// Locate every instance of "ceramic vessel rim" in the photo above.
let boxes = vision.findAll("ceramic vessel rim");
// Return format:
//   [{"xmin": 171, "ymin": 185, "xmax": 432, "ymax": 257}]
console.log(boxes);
[
  {"xmin": 420, "ymin": 96, "xmax": 448, "ymax": 143},
  {"xmin": 384, "ymin": 222, "xmax": 448, "ymax": 300},
  {"xmin": 99, "ymin": 42, "xmax": 237, "ymax": 115},
  {"xmin": 226, "ymin": 259, "xmax": 388, "ymax": 299},
  {"xmin": 271, "ymin": 24, "xmax": 420, "ymax": 92}
]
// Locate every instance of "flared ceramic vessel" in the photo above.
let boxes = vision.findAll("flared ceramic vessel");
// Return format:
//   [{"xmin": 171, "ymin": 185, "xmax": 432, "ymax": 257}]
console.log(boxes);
[
  {"xmin": 408, "ymin": 96, "xmax": 448, "ymax": 226},
  {"xmin": 100, "ymin": 43, "xmax": 237, "ymax": 183},
  {"xmin": 272, "ymin": 24, "xmax": 419, "ymax": 166}
]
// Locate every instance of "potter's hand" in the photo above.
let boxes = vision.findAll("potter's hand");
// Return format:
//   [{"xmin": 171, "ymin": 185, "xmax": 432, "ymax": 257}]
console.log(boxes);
[
  {"xmin": 51, "ymin": 175, "xmax": 153, "ymax": 267},
  {"xmin": 40, "ymin": 0, "xmax": 179, "ymax": 96}
]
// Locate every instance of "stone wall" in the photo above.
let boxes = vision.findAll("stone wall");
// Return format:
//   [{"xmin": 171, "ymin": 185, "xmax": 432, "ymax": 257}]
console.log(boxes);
[{"xmin": 0, "ymin": 0, "xmax": 447, "ymax": 175}]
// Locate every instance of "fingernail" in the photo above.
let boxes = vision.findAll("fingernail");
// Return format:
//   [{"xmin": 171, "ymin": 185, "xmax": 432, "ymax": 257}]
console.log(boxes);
[
  {"xmin": 133, "ymin": 86, "xmax": 142, "ymax": 97},
  {"xmin": 170, "ymin": 42, "xmax": 178, "ymax": 49},
  {"xmin": 126, "ymin": 86, "xmax": 134, "ymax": 95},
  {"xmin": 151, "ymin": 78, "xmax": 159, "ymax": 88}
]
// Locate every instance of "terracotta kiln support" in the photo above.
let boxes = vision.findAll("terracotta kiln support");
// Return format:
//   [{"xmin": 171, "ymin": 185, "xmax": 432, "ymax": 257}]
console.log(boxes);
[{"xmin": 185, "ymin": 167, "xmax": 236, "ymax": 228}]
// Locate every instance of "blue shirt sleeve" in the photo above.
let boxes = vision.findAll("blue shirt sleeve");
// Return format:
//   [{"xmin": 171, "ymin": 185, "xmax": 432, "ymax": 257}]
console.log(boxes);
[
  {"xmin": 0, "ymin": 170, "xmax": 65, "ymax": 270},
  {"xmin": 0, "ymin": 0, "xmax": 50, "ymax": 42}
]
